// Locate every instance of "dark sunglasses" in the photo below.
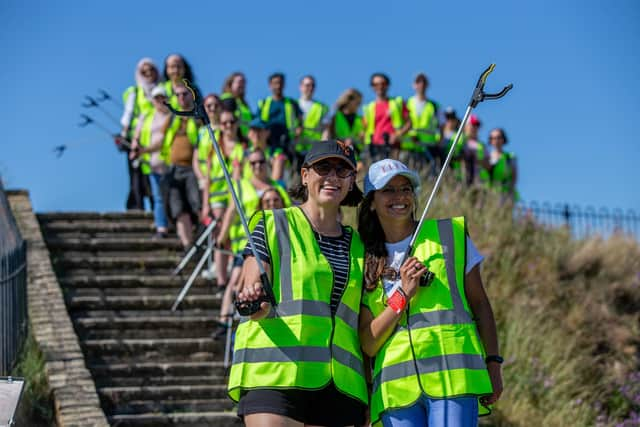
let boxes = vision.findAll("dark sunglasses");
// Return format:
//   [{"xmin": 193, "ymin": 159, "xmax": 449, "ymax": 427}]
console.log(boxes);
[
  {"xmin": 221, "ymin": 120, "xmax": 237, "ymax": 126},
  {"xmin": 250, "ymin": 159, "xmax": 266, "ymax": 166},
  {"xmin": 308, "ymin": 161, "xmax": 354, "ymax": 178}
]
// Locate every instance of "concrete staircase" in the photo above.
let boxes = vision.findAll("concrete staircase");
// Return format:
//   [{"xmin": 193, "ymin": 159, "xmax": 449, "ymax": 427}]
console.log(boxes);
[{"xmin": 38, "ymin": 212, "xmax": 241, "ymax": 427}]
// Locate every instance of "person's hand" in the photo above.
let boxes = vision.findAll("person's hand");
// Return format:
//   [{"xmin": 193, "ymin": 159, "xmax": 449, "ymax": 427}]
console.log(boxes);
[
  {"xmin": 480, "ymin": 362, "xmax": 503, "ymax": 406},
  {"xmin": 399, "ymin": 257, "xmax": 428, "ymax": 299},
  {"xmin": 237, "ymin": 281, "xmax": 271, "ymax": 320},
  {"xmin": 129, "ymin": 140, "xmax": 140, "ymax": 160},
  {"xmin": 200, "ymin": 205, "xmax": 211, "ymax": 224},
  {"xmin": 390, "ymin": 132, "xmax": 402, "ymax": 146}
]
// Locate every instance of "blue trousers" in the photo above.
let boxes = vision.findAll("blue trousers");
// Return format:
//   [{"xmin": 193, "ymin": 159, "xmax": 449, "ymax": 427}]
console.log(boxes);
[{"xmin": 381, "ymin": 396, "xmax": 478, "ymax": 427}]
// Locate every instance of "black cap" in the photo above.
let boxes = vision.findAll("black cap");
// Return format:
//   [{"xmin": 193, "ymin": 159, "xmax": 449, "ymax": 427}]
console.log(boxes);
[
  {"xmin": 303, "ymin": 140, "xmax": 357, "ymax": 170},
  {"xmin": 444, "ymin": 106, "xmax": 457, "ymax": 119}
]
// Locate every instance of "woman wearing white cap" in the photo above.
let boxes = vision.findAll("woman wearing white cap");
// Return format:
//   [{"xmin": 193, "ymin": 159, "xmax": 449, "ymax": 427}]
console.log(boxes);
[
  {"xmin": 229, "ymin": 140, "xmax": 369, "ymax": 426},
  {"xmin": 358, "ymin": 159, "xmax": 503, "ymax": 426}
]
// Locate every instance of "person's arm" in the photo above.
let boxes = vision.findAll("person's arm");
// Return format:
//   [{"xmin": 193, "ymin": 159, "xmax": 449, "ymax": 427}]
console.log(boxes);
[
  {"xmin": 358, "ymin": 257, "xmax": 428, "ymax": 357},
  {"xmin": 464, "ymin": 265, "xmax": 503, "ymax": 405},
  {"xmin": 120, "ymin": 90, "xmax": 136, "ymax": 137},
  {"xmin": 322, "ymin": 114, "xmax": 335, "ymax": 140},
  {"xmin": 237, "ymin": 255, "xmax": 272, "ymax": 320},
  {"xmin": 200, "ymin": 148, "xmax": 212, "ymax": 222},
  {"xmin": 192, "ymin": 143, "xmax": 204, "ymax": 181},
  {"xmin": 510, "ymin": 157, "xmax": 518, "ymax": 195},
  {"xmin": 216, "ymin": 195, "xmax": 236, "ymax": 246}
]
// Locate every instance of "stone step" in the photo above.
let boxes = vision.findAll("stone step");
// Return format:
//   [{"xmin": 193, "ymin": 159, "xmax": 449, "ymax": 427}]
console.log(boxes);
[
  {"xmin": 74, "ymin": 316, "xmax": 227, "ymax": 340},
  {"xmin": 99, "ymin": 384, "xmax": 229, "ymax": 404},
  {"xmin": 72, "ymin": 309, "xmax": 217, "ymax": 318},
  {"xmin": 95, "ymin": 374, "xmax": 227, "ymax": 388},
  {"xmin": 53, "ymin": 253, "xmax": 184, "ymax": 274},
  {"xmin": 108, "ymin": 411, "xmax": 241, "ymax": 427},
  {"xmin": 45, "ymin": 237, "xmax": 183, "ymax": 252},
  {"xmin": 40, "ymin": 219, "xmax": 155, "ymax": 232},
  {"xmin": 37, "ymin": 211, "xmax": 153, "ymax": 221},
  {"xmin": 89, "ymin": 361, "xmax": 228, "ymax": 379},
  {"xmin": 60, "ymin": 274, "xmax": 214, "ymax": 290},
  {"xmin": 65, "ymin": 285, "xmax": 216, "ymax": 297},
  {"xmin": 104, "ymin": 398, "xmax": 233, "ymax": 415},
  {"xmin": 82, "ymin": 337, "xmax": 224, "ymax": 360},
  {"xmin": 66, "ymin": 293, "xmax": 220, "ymax": 311}
]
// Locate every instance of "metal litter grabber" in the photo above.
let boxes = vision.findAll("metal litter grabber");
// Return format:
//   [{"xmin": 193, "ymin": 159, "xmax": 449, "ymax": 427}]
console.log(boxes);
[
  {"xmin": 407, "ymin": 64, "xmax": 513, "ymax": 285},
  {"xmin": 165, "ymin": 80, "xmax": 277, "ymax": 316}
]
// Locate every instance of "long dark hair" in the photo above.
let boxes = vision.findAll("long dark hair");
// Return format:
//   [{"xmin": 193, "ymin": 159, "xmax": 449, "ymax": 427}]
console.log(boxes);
[
  {"xmin": 163, "ymin": 53, "xmax": 195, "ymax": 83},
  {"xmin": 358, "ymin": 193, "xmax": 387, "ymax": 291}
]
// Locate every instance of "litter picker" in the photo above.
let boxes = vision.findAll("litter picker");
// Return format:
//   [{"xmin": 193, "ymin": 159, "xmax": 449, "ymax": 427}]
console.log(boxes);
[
  {"xmin": 96, "ymin": 89, "xmax": 123, "ymax": 109},
  {"xmin": 82, "ymin": 95, "xmax": 121, "ymax": 127},
  {"xmin": 165, "ymin": 80, "xmax": 276, "ymax": 316},
  {"xmin": 408, "ymin": 64, "xmax": 512, "ymax": 285}
]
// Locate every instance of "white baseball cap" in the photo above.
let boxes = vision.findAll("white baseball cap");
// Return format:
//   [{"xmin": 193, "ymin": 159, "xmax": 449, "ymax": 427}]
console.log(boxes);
[{"xmin": 364, "ymin": 159, "xmax": 420, "ymax": 196}]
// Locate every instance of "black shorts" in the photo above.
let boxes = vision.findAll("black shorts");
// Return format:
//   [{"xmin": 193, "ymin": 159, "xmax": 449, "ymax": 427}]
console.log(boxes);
[
  {"xmin": 237, "ymin": 382, "xmax": 366, "ymax": 426},
  {"xmin": 167, "ymin": 165, "xmax": 201, "ymax": 219}
]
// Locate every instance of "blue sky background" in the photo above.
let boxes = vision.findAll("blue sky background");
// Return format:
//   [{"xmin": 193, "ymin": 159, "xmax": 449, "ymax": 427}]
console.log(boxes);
[{"xmin": 2, "ymin": 0, "xmax": 639, "ymax": 212}]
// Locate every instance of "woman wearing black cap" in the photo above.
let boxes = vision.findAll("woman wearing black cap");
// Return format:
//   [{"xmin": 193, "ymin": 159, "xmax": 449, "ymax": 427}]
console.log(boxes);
[{"xmin": 228, "ymin": 140, "xmax": 368, "ymax": 426}]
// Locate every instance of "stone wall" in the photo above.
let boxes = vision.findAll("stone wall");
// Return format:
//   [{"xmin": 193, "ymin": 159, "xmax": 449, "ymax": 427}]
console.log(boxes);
[{"xmin": 7, "ymin": 190, "xmax": 109, "ymax": 427}]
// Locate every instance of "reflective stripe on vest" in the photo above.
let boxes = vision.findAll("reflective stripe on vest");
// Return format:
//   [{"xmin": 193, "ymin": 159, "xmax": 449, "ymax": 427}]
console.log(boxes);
[
  {"xmin": 363, "ymin": 97, "xmax": 404, "ymax": 145},
  {"xmin": 228, "ymin": 207, "xmax": 367, "ymax": 404},
  {"xmin": 208, "ymin": 144, "xmax": 244, "ymax": 206},
  {"xmin": 362, "ymin": 217, "xmax": 492, "ymax": 424},
  {"xmin": 298, "ymin": 101, "xmax": 328, "ymax": 152},
  {"xmin": 122, "ymin": 85, "xmax": 154, "ymax": 139},
  {"xmin": 137, "ymin": 112, "xmax": 155, "ymax": 175},
  {"xmin": 197, "ymin": 126, "xmax": 221, "ymax": 177}
]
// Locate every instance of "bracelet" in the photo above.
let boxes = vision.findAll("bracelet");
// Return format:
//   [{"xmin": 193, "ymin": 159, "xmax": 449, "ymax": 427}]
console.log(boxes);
[
  {"xmin": 485, "ymin": 355, "xmax": 504, "ymax": 364},
  {"xmin": 387, "ymin": 287, "xmax": 407, "ymax": 314}
]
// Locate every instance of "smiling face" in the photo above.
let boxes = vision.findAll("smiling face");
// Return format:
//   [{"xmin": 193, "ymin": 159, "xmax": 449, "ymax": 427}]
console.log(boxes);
[
  {"xmin": 220, "ymin": 110, "xmax": 238, "ymax": 140},
  {"xmin": 231, "ymin": 74, "xmax": 246, "ymax": 97},
  {"xmin": 372, "ymin": 175, "xmax": 415, "ymax": 225},
  {"xmin": 301, "ymin": 158, "xmax": 355, "ymax": 207},
  {"xmin": 248, "ymin": 150, "xmax": 268, "ymax": 181},
  {"xmin": 166, "ymin": 55, "xmax": 185, "ymax": 81},
  {"xmin": 261, "ymin": 189, "xmax": 284, "ymax": 210},
  {"xmin": 300, "ymin": 77, "xmax": 315, "ymax": 99}
]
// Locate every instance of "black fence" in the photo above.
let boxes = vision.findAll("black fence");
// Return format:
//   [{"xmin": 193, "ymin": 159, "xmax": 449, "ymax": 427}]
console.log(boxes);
[
  {"xmin": 0, "ymin": 181, "xmax": 28, "ymax": 375},
  {"xmin": 516, "ymin": 201, "xmax": 640, "ymax": 241}
]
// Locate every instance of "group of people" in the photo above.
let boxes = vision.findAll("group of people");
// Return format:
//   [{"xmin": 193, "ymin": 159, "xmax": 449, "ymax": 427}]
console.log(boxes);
[
  {"xmin": 117, "ymin": 54, "xmax": 508, "ymax": 426},
  {"xmin": 119, "ymin": 54, "xmax": 518, "ymax": 240}
]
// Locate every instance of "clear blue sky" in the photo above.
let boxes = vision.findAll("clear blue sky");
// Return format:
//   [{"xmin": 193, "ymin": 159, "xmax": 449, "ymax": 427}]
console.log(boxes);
[{"xmin": 2, "ymin": 0, "xmax": 639, "ymax": 212}]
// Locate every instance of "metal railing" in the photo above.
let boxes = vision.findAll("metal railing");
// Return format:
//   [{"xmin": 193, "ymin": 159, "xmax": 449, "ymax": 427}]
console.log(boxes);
[
  {"xmin": 516, "ymin": 201, "xmax": 640, "ymax": 241},
  {"xmin": 0, "ymin": 180, "xmax": 27, "ymax": 375}
]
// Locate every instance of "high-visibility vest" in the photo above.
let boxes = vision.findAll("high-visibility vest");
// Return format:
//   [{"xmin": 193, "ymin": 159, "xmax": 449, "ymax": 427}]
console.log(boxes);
[
  {"xmin": 488, "ymin": 151, "xmax": 515, "ymax": 193},
  {"xmin": 361, "ymin": 217, "xmax": 493, "ymax": 425},
  {"xmin": 297, "ymin": 101, "xmax": 329, "ymax": 153},
  {"xmin": 163, "ymin": 81, "xmax": 180, "ymax": 111},
  {"xmin": 334, "ymin": 111, "xmax": 364, "ymax": 153},
  {"xmin": 404, "ymin": 97, "xmax": 441, "ymax": 152},
  {"xmin": 258, "ymin": 96, "xmax": 299, "ymax": 139},
  {"xmin": 122, "ymin": 85, "xmax": 154, "ymax": 139},
  {"xmin": 476, "ymin": 142, "xmax": 490, "ymax": 184},
  {"xmin": 137, "ymin": 112, "xmax": 155, "ymax": 175},
  {"xmin": 228, "ymin": 207, "xmax": 368, "ymax": 404},
  {"xmin": 363, "ymin": 97, "xmax": 404, "ymax": 145},
  {"xmin": 208, "ymin": 144, "xmax": 244, "ymax": 207},
  {"xmin": 227, "ymin": 179, "xmax": 291, "ymax": 254},
  {"xmin": 197, "ymin": 126, "xmax": 221, "ymax": 177},
  {"xmin": 161, "ymin": 116, "xmax": 199, "ymax": 165},
  {"xmin": 221, "ymin": 92, "xmax": 252, "ymax": 138}
]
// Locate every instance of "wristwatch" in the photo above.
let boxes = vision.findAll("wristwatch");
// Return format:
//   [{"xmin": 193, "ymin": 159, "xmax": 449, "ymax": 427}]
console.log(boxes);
[{"xmin": 485, "ymin": 355, "xmax": 504, "ymax": 364}]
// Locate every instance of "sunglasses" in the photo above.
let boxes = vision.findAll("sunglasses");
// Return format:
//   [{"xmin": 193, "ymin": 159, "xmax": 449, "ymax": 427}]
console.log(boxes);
[
  {"xmin": 221, "ymin": 120, "xmax": 237, "ymax": 126},
  {"xmin": 308, "ymin": 161, "xmax": 354, "ymax": 178},
  {"xmin": 250, "ymin": 159, "xmax": 266, "ymax": 166},
  {"xmin": 205, "ymin": 103, "xmax": 219, "ymax": 110}
]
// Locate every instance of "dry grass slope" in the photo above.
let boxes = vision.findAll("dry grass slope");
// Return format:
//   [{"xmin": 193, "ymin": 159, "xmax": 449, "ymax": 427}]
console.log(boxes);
[{"xmin": 346, "ymin": 177, "xmax": 640, "ymax": 427}]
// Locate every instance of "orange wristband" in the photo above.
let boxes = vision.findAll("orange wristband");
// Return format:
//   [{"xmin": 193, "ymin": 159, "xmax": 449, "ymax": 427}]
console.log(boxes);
[{"xmin": 387, "ymin": 287, "xmax": 407, "ymax": 314}]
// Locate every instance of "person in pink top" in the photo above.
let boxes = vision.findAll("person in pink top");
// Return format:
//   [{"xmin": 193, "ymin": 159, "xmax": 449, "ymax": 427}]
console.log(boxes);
[{"xmin": 363, "ymin": 73, "xmax": 411, "ymax": 162}]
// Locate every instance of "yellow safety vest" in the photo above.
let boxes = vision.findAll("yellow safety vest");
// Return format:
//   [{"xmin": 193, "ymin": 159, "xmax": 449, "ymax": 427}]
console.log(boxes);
[
  {"xmin": 404, "ymin": 97, "xmax": 441, "ymax": 152},
  {"xmin": 197, "ymin": 126, "xmax": 221, "ymax": 177},
  {"xmin": 363, "ymin": 97, "xmax": 404, "ymax": 145},
  {"xmin": 122, "ymin": 85, "xmax": 154, "ymax": 139},
  {"xmin": 208, "ymin": 144, "xmax": 244, "ymax": 207},
  {"xmin": 258, "ymin": 96, "xmax": 299, "ymax": 139},
  {"xmin": 221, "ymin": 92, "xmax": 252, "ymax": 138},
  {"xmin": 297, "ymin": 101, "xmax": 329, "ymax": 153},
  {"xmin": 161, "ymin": 116, "xmax": 198, "ymax": 165},
  {"xmin": 229, "ymin": 207, "xmax": 368, "ymax": 404},
  {"xmin": 362, "ymin": 217, "xmax": 493, "ymax": 425}
]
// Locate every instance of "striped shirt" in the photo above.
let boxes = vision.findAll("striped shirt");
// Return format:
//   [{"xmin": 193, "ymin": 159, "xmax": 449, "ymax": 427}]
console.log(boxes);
[{"xmin": 244, "ymin": 217, "xmax": 352, "ymax": 315}]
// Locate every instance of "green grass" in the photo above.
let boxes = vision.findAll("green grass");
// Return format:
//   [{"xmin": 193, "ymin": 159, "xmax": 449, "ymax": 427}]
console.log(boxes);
[
  {"xmin": 11, "ymin": 329, "xmax": 54, "ymax": 426},
  {"xmin": 345, "ymin": 176, "xmax": 640, "ymax": 426}
]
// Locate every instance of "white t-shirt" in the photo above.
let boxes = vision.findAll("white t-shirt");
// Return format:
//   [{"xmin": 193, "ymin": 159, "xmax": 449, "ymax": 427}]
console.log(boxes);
[
  {"xmin": 382, "ymin": 234, "xmax": 483, "ymax": 296},
  {"xmin": 299, "ymin": 98, "xmax": 331, "ymax": 126}
]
